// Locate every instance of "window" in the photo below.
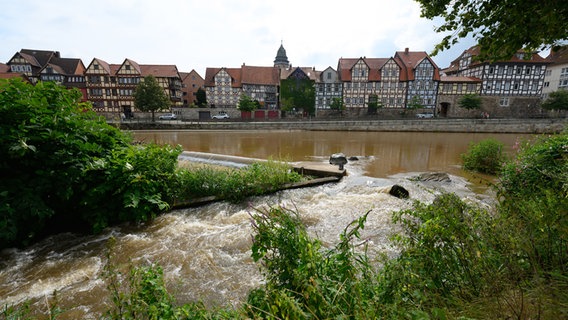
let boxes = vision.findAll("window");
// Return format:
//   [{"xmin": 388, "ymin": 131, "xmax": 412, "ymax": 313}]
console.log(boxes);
[
  {"xmin": 489, "ymin": 66, "xmax": 494, "ymax": 74},
  {"xmin": 327, "ymin": 72, "xmax": 331, "ymax": 80},
  {"xmin": 544, "ymin": 82, "xmax": 550, "ymax": 87},
  {"xmin": 499, "ymin": 97, "xmax": 509, "ymax": 107}
]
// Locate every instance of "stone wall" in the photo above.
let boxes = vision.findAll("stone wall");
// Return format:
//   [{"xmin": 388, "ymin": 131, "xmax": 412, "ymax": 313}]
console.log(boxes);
[
  {"xmin": 120, "ymin": 118, "xmax": 567, "ymax": 134},
  {"xmin": 437, "ymin": 95, "xmax": 567, "ymax": 119}
]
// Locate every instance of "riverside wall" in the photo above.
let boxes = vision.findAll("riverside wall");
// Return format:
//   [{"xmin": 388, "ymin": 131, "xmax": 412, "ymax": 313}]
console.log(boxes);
[{"xmin": 119, "ymin": 118, "xmax": 567, "ymax": 134}]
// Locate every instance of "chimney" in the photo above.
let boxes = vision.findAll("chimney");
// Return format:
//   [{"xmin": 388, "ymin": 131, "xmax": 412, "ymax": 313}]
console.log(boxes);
[{"xmin": 405, "ymin": 48, "xmax": 409, "ymax": 54}]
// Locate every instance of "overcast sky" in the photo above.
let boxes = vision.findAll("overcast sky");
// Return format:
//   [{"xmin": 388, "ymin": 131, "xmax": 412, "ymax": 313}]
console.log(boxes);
[{"xmin": 1, "ymin": 0, "xmax": 477, "ymax": 76}]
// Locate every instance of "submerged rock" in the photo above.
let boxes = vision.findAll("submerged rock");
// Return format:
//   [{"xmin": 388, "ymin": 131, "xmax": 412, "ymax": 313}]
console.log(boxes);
[{"xmin": 416, "ymin": 172, "xmax": 451, "ymax": 183}]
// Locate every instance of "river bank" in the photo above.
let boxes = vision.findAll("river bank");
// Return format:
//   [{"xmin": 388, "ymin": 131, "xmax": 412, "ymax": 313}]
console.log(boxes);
[{"xmin": 118, "ymin": 118, "xmax": 567, "ymax": 134}]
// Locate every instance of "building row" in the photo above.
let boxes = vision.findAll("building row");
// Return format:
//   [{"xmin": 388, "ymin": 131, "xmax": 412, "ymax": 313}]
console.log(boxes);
[{"xmin": 2, "ymin": 44, "xmax": 568, "ymax": 119}]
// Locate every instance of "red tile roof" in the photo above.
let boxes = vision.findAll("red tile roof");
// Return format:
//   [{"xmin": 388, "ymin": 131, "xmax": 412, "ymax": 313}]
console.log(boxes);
[
  {"xmin": 394, "ymin": 49, "xmax": 440, "ymax": 81},
  {"xmin": 440, "ymin": 75, "xmax": 482, "ymax": 83},
  {"xmin": 140, "ymin": 64, "xmax": 180, "ymax": 78},
  {"xmin": 241, "ymin": 65, "xmax": 280, "ymax": 85},
  {"xmin": 204, "ymin": 66, "xmax": 278, "ymax": 88},
  {"xmin": 547, "ymin": 45, "xmax": 568, "ymax": 65}
]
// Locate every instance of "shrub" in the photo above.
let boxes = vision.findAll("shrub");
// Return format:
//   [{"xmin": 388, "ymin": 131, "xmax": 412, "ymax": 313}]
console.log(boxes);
[
  {"xmin": 379, "ymin": 193, "xmax": 501, "ymax": 316},
  {"xmin": 0, "ymin": 79, "xmax": 180, "ymax": 248},
  {"xmin": 498, "ymin": 131, "xmax": 568, "ymax": 274},
  {"xmin": 461, "ymin": 138, "xmax": 506, "ymax": 174},
  {"xmin": 247, "ymin": 206, "xmax": 379, "ymax": 319}
]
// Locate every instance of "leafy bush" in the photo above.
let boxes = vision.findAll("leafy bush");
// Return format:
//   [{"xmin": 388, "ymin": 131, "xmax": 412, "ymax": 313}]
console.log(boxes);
[
  {"xmin": 378, "ymin": 193, "xmax": 502, "ymax": 316},
  {"xmin": 498, "ymin": 132, "xmax": 568, "ymax": 274},
  {"xmin": 247, "ymin": 206, "xmax": 379, "ymax": 319},
  {"xmin": 0, "ymin": 79, "xmax": 179, "ymax": 248},
  {"xmin": 458, "ymin": 94, "xmax": 482, "ymax": 110},
  {"xmin": 461, "ymin": 138, "xmax": 506, "ymax": 174}
]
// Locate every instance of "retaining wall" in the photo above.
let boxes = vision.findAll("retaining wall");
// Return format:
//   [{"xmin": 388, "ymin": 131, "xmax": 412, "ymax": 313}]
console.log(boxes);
[{"xmin": 119, "ymin": 118, "xmax": 567, "ymax": 134}]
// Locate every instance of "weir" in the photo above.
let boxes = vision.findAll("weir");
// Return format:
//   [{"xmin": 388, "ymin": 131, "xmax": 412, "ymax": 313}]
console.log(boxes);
[{"xmin": 179, "ymin": 151, "xmax": 347, "ymax": 178}]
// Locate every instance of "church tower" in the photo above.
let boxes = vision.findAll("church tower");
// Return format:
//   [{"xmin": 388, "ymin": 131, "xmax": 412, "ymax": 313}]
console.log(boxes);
[{"xmin": 274, "ymin": 42, "xmax": 290, "ymax": 69}]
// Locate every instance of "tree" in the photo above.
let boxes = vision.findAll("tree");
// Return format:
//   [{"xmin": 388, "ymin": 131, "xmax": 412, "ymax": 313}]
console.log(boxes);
[
  {"xmin": 196, "ymin": 88, "xmax": 207, "ymax": 107},
  {"xmin": 458, "ymin": 94, "xmax": 482, "ymax": 110},
  {"xmin": 541, "ymin": 90, "xmax": 568, "ymax": 111},
  {"xmin": 367, "ymin": 94, "xmax": 382, "ymax": 115},
  {"xmin": 133, "ymin": 75, "xmax": 170, "ymax": 122},
  {"xmin": 237, "ymin": 93, "xmax": 257, "ymax": 112},
  {"xmin": 280, "ymin": 78, "xmax": 316, "ymax": 116},
  {"xmin": 415, "ymin": 0, "xmax": 568, "ymax": 61},
  {"xmin": 407, "ymin": 96, "xmax": 424, "ymax": 110},
  {"xmin": 329, "ymin": 97, "xmax": 345, "ymax": 116}
]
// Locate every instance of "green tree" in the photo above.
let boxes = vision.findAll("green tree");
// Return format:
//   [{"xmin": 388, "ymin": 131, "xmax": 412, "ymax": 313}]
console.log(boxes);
[
  {"xmin": 415, "ymin": 0, "xmax": 568, "ymax": 61},
  {"xmin": 280, "ymin": 78, "xmax": 316, "ymax": 116},
  {"xmin": 195, "ymin": 87, "xmax": 207, "ymax": 107},
  {"xmin": 367, "ymin": 94, "xmax": 382, "ymax": 115},
  {"xmin": 329, "ymin": 97, "xmax": 345, "ymax": 115},
  {"xmin": 407, "ymin": 96, "xmax": 423, "ymax": 110},
  {"xmin": 237, "ymin": 93, "xmax": 257, "ymax": 112},
  {"xmin": 458, "ymin": 94, "xmax": 482, "ymax": 110},
  {"xmin": 541, "ymin": 90, "xmax": 568, "ymax": 110},
  {"xmin": 133, "ymin": 75, "xmax": 170, "ymax": 122}
]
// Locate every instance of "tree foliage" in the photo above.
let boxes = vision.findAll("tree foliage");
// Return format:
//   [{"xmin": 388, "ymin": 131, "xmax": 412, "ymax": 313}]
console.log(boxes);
[
  {"xmin": 237, "ymin": 93, "xmax": 258, "ymax": 112},
  {"xmin": 329, "ymin": 97, "xmax": 345, "ymax": 112},
  {"xmin": 133, "ymin": 75, "xmax": 170, "ymax": 121},
  {"xmin": 280, "ymin": 78, "xmax": 316, "ymax": 116},
  {"xmin": 407, "ymin": 96, "xmax": 423, "ymax": 109},
  {"xmin": 458, "ymin": 94, "xmax": 482, "ymax": 110},
  {"xmin": 541, "ymin": 89, "xmax": 568, "ymax": 110},
  {"xmin": 367, "ymin": 94, "xmax": 382, "ymax": 114},
  {"xmin": 195, "ymin": 88, "xmax": 207, "ymax": 107},
  {"xmin": 415, "ymin": 0, "xmax": 568, "ymax": 61}
]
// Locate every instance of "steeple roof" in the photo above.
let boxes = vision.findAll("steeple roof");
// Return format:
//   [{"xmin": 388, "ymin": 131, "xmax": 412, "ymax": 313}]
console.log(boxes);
[{"xmin": 274, "ymin": 43, "xmax": 290, "ymax": 68}]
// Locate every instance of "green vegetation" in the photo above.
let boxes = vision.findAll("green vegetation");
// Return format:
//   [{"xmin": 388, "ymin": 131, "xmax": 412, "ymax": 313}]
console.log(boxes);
[
  {"xmin": 237, "ymin": 93, "xmax": 258, "ymax": 112},
  {"xmin": 329, "ymin": 97, "xmax": 345, "ymax": 114},
  {"xmin": 458, "ymin": 94, "xmax": 482, "ymax": 110},
  {"xmin": 367, "ymin": 94, "xmax": 382, "ymax": 114},
  {"xmin": 0, "ymin": 78, "xmax": 177, "ymax": 248},
  {"xmin": 280, "ymin": 77, "xmax": 316, "ymax": 116},
  {"xmin": 195, "ymin": 87, "xmax": 207, "ymax": 107},
  {"xmin": 172, "ymin": 161, "xmax": 303, "ymax": 203},
  {"xmin": 133, "ymin": 75, "xmax": 171, "ymax": 122},
  {"xmin": 0, "ymin": 79, "xmax": 304, "ymax": 249},
  {"xmin": 415, "ymin": 0, "xmax": 568, "ymax": 61},
  {"xmin": 461, "ymin": 138, "xmax": 506, "ymax": 174},
  {"xmin": 541, "ymin": 89, "xmax": 568, "ymax": 111}
]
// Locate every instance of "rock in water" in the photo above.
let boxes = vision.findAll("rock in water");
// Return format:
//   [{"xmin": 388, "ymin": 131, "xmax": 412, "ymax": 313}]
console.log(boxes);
[
  {"xmin": 329, "ymin": 153, "xmax": 348, "ymax": 170},
  {"xmin": 389, "ymin": 184, "xmax": 410, "ymax": 199}
]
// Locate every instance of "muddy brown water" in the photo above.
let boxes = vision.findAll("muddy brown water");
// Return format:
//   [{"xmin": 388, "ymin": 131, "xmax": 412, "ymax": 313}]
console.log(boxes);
[{"xmin": 0, "ymin": 130, "xmax": 537, "ymax": 318}]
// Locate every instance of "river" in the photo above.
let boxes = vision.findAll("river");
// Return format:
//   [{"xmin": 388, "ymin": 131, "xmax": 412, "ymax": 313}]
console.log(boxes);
[{"xmin": 0, "ymin": 131, "xmax": 536, "ymax": 318}]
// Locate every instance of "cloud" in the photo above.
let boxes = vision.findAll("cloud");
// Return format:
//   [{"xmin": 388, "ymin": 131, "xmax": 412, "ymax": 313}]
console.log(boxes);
[{"xmin": 0, "ymin": 0, "xmax": 476, "ymax": 75}]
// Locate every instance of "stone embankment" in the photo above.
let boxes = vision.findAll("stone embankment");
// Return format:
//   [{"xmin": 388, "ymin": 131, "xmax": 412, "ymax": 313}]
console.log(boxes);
[{"xmin": 120, "ymin": 118, "xmax": 567, "ymax": 134}]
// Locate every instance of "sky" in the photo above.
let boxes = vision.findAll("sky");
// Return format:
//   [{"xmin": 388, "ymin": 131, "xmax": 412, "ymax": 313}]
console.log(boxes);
[{"xmin": 0, "ymin": 0, "xmax": 478, "ymax": 76}]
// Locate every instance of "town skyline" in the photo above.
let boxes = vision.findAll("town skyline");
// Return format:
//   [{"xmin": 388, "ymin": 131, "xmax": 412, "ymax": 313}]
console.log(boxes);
[{"xmin": 1, "ymin": 0, "xmax": 480, "ymax": 76}]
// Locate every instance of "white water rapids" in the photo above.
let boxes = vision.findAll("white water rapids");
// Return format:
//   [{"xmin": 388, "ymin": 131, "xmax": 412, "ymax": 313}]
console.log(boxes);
[{"xmin": 0, "ymin": 156, "xmax": 493, "ymax": 319}]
